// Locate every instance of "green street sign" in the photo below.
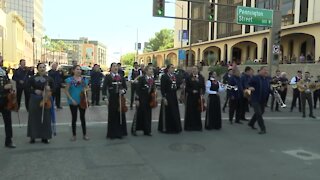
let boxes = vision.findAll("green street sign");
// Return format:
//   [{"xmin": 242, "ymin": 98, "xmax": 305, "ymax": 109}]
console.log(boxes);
[{"xmin": 236, "ymin": 6, "xmax": 273, "ymax": 27}]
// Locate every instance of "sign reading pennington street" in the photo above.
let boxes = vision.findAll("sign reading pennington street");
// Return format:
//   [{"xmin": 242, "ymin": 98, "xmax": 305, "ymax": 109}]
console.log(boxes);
[{"xmin": 236, "ymin": 6, "xmax": 273, "ymax": 27}]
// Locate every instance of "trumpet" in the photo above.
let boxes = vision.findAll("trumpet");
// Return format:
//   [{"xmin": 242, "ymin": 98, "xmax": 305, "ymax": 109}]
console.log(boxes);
[
  {"xmin": 221, "ymin": 84, "xmax": 238, "ymax": 91},
  {"xmin": 273, "ymin": 88, "xmax": 286, "ymax": 108}
]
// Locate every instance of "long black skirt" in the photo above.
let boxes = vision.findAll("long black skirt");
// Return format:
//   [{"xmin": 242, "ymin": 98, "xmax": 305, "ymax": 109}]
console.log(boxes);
[
  {"xmin": 205, "ymin": 94, "xmax": 222, "ymax": 130},
  {"xmin": 27, "ymin": 94, "xmax": 52, "ymax": 139},
  {"xmin": 132, "ymin": 100, "xmax": 152, "ymax": 134},
  {"xmin": 107, "ymin": 95, "xmax": 127, "ymax": 139},
  {"xmin": 184, "ymin": 93, "xmax": 202, "ymax": 131}
]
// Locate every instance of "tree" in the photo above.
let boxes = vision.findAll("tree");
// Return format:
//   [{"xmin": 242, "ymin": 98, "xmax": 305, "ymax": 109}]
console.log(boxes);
[
  {"xmin": 144, "ymin": 29, "xmax": 174, "ymax": 52},
  {"xmin": 121, "ymin": 52, "xmax": 136, "ymax": 66}
]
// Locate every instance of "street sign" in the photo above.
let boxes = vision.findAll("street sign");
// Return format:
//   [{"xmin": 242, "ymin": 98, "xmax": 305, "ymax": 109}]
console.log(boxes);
[
  {"xmin": 236, "ymin": 6, "xmax": 273, "ymax": 27},
  {"xmin": 273, "ymin": 45, "xmax": 280, "ymax": 54},
  {"xmin": 182, "ymin": 30, "xmax": 188, "ymax": 41},
  {"xmin": 178, "ymin": 50, "xmax": 186, "ymax": 61}
]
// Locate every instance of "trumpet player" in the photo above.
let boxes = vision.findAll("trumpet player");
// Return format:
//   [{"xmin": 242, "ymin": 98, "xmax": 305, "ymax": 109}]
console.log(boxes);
[
  {"xmin": 297, "ymin": 72, "xmax": 316, "ymax": 118},
  {"xmin": 228, "ymin": 68, "xmax": 243, "ymax": 124},
  {"xmin": 290, "ymin": 70, "xmax": 302, "ymax": 112}
]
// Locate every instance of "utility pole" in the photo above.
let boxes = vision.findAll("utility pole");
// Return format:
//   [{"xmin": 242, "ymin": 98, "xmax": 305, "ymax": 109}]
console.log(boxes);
[
  {"xmin": 32, "ymin": 19, "xmax": 35, "ymax": 66},
  {"xmin": 188, "ymin": 1, "xmax": 192, "ymax": 67}
]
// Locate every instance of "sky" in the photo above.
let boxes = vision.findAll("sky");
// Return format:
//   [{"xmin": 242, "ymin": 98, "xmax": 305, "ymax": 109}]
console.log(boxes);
[{"xmin": 43, "ymin": 0, "xmax": 176, "ymax": 63}]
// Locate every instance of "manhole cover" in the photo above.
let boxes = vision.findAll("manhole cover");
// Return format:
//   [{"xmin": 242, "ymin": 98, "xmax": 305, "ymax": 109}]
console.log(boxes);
[
  {"xmin": 169, "ymin": 143, "xmax": 206, "ymax": 153},
  {"xmin": 283, "ymin": 149, "xmax": 320, "ymax": 160}
]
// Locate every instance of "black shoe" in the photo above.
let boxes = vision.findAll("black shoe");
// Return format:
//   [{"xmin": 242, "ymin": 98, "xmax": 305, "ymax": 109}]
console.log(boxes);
[
  {"xmin": 290, "ymin": 109, "xmax": 293, "ymax": 112},
  {"xmin": 248, "ymin": 124, "xmax": 257, "ymax": 130},
  {"xmin": 57, "ymin": 106, "xmax": 63, "ymax": 109},
  {"xmin": 30, "ymin": 138, "xmax": 35, "ymax": 144},
  {"xmin": 235, "ymin": 121, "xmax": 243, "ymax": 124},
  {"xmin": 222, "ymin": 109, "xmax": 226, "ymax": 113},
  {"xmin": 131, "ymin": 131, "xmax": 137, "ymax": 136},
  {"xmin": 309, "ymin": 115, "xmax": 316, "ymax": 119},
  {"xmin": 41, "ymin": 139, "xmax": 50, "ymax": 144},
  {"xmin": 302, "ymin": 114, "xmax": 306, "ymax": 118},
  {"xmin": 258, "ymin": 130, "xmax": 266, "ymax": 134},
  {"xmin": 5, "ymin": 143, "xmax": 16, "ymax": 148}
]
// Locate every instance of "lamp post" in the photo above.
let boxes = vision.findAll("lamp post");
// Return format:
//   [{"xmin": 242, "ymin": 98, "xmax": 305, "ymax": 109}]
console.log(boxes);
[{"xmin": 166, "ymin": 1, "xmax": 184, "ymax": 67}]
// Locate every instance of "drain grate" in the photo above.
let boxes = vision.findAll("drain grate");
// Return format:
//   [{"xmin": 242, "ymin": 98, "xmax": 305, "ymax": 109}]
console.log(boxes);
[
  {"xmin": 169, "ymin": 143, "xmax": 206, "ymax": 153},
  {"xmin": 283, "ymin": 149, "xmax": 320, "ymax": 160}
]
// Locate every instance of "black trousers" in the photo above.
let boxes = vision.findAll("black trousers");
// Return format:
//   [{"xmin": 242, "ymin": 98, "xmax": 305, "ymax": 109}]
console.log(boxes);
[
  {"xmin": 52, "ymin": 87, "xmax": 61, "ymax": 108},
  {"xmin": 301, "ymin": 92, "xmax": 313, "ymax": 116},
  {"xmin": 69, "ymin": 105, "xmax": 86, "ymax": 136},
  {"xmin": 229, "ymin": 98, "xmax": 241, "ymax": 123},
  {"xmin": 0, "ymin": 107, "xmax": 13, "ymax": 145},
  {"xmin": 239, "ymin": 97, "xmax": 249, "ymax": 119},
  {"xmin": 290, "ymin": 89, "xmax": 301, "ymax": 111},
  {"xmin": 222, "ymin": 92, "xmax": 229, "ymax": 111},
  {"xmin": 17, "ymin": 87, "xmax": 30, "ymax": 111},
  {"xmin": 313, "ymin": 90, "xmax": 320, "ymax": 108},
  {"xmin": 91, "ymin": 84, "xmax": 101, "ymax": 105},
  {"xmin": 130, "ymin": 83, "xmax": 137, "ymax": 108},
  {"xmin": 249, "ymin": 102, "xmax": 266, "ymax": 131}
]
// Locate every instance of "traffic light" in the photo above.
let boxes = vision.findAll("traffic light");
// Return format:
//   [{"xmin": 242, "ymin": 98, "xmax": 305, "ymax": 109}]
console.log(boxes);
[
  {"xmin": 153, "ymin": 0, "xmax": 165, "ymax": 17},
  {"xmin": 274, "ymin": 30, "xmax": 281, "ymax": 44},
  {"xmin": 207, "ymin": 3, "xmax": 214, "ymax": 21}
]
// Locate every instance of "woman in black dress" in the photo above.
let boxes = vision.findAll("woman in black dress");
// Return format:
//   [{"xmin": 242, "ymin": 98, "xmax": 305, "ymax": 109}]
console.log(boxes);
[
  {"xmin": 102, "ymin": 63, "xmax": 128, "ymax": 139},
  {"xmin": 205, "ymin": 71, "xmax": 225, "ymax": 130},
  {"xmin": 27, "ymin": 63, "xmax": 54, "ymax": 144}
]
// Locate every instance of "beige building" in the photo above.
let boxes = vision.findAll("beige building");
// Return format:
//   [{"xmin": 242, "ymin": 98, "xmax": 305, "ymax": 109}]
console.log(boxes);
[
  {"xmin": 139, "ymin": 0, "xmax": 320, "ymax": 68},
  {"xmin": 0, "ymin": 8, "xmax": 6, "ymax": 57}
]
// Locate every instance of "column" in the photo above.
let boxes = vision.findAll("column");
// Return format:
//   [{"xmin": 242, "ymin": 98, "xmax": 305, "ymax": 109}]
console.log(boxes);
[
  {"xmin": 213, "ymin": 0, "xmax": 218, "ymax": 40},
  {"xmin": 294, "ymin": 0, "xmax": 301, "ymax": 24},
  {"xmin": 307, "ymin": 0, "xmax": 315, "ymax": 22}
]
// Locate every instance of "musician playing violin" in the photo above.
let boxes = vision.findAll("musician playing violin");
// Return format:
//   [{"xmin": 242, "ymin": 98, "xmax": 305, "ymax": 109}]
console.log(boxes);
[
  {"xmin": 27, "ymin": 63, "xmax": 54, "ymax": 144},
  {"xmin": 102, "ymin": 63, "xmax": 128, "ymax": 139},
  {"xmin": 131, "ymin": 65, "xmax": 156, "ymax": 136},
  {"xmin": 64, "ymin": 65, "xmax": 90, "ymax": 141},
  {"xmin": 184, "ymin": 66, "xmax": 205, "ymax": 131},
  {"xmin": 0, "ymin": 57, "xmax": 16, "ymax": 148}
]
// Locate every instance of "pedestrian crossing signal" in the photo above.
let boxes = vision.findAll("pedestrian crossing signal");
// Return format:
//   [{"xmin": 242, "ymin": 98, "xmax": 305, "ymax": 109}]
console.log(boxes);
[{"xmin": 153, "ymin": 0, "xmax": 165, "ymax": 17}]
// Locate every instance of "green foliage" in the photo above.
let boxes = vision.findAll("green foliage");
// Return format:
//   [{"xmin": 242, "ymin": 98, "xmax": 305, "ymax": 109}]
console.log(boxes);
[
  {"xmin": 121, "ymin": 52, "xmax": 136, "ymax": 66},
  {"xmin": 208, "ymin": 65, "xmax": 228, "ymax": 77},
  {"xmin": 144, "ymin": 29, "xmax": 174, "ymax": 52}
]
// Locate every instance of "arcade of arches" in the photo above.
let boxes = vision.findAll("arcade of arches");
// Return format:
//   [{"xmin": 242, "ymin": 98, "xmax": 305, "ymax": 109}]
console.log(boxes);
[{"xmin": 138, "ymin": 23, "xmax": 320, "ymax": 68}]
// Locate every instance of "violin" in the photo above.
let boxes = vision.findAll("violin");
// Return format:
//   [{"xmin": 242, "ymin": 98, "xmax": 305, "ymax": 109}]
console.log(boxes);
[
  {"xmin": 149, "ymin": 90, "xmax": 158, "ymax": 108},
  {"xmin": 6, "ymin": 90, "xmax": 19, "ymax": 112},
  {"xmin": 80, "ymin": 90, "xmax": 89, "ymax": 109},
  {"xmin": 40, "ymin": 82, "xmax": 52, "ymax": 109},
  {"xmin": 198, "ymin": 95, "xmax": 206, "ymax": 112},
  {"xmin": 119, "ymin": 95, "xmax": 128, "ymax": 112}
]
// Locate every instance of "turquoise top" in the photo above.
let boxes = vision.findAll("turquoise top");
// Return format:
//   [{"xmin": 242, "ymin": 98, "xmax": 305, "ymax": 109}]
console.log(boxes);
[{"xmin": 65, "ymin": 77, "xmax": 89, "ymax": 105}]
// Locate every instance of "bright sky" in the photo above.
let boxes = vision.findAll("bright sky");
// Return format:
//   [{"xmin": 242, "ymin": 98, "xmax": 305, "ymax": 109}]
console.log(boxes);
[{"xmin": 43, "ymin": 0, "xmax": 176, "ymax": 63}]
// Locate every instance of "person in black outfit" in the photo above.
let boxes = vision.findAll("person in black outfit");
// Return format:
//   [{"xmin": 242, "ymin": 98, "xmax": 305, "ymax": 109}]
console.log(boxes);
[
  {"xmin": 12, "ymin": 59, "xmax": 33, "ymax": 111},
  {"xmin": 248, "ymin": 66, "xmax": 271, "ymax": 134},
  {"xmin": 129, "ymin": 62, "xmax": 142, "ymax": 109},
  {"xmin": 240, "ymin": 66, "xmax": 253, "ymax": 120},
  {"xmin": 117, "ymin": 63, "xmax": 125, "ymax": 77},
  {"xmin": 313, "ymin": 75, "xmax": 320, "ymax": 109},
  {"xmin": 297, "ymin": 72, "xmax": 316, "ymax": 118},
  {"xmin": 90, "ymin": 64, "xmax": 104, "ymax": 106},
  {"xmin": 290, "ymin": 70, "xmax": 302, "ymax": 112},
  {"xmin": 228, "ymin": 68, "xmax": 243, "ymax": 124},
  {"xmin": 270, "ymin": 70, "xmax": 281, "ymax": 111},
  {"xmin": 222, "ymin": 67, "xmax": 233, "ymax": 112},
  {"xmin": 48, "ymin": 62, "xmax": 63, "ymax": 109},
  {"xmin": 0, "ymin": 57, "xmax": 16, "ymax": 148}
]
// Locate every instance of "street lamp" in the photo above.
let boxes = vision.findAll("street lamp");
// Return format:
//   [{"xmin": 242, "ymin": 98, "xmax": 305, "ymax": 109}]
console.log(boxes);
[{"xmin": 166, "ymin": 1, "xmax": 184, "ymax": 67}]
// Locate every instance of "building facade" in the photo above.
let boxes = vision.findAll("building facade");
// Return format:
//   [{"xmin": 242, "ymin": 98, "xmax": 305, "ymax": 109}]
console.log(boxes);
[{"xmin": 140, "ymin": 0, "xmax": 320, "ymax": 68}]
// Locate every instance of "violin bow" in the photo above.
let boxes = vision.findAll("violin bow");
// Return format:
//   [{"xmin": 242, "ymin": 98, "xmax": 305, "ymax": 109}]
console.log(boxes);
[{"xmin": 41, "ymin": 81, "xmax": 47, "ymax": 124}]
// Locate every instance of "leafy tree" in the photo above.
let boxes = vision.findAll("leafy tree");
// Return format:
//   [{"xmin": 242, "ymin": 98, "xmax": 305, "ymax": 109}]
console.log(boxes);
[
  {"xmin": 144, "ymin": 29, "xmax": 174, "ymax": 52},
  {"xmin": 121, "ymin": 52, "xmax": 136, "ymax": 66}
]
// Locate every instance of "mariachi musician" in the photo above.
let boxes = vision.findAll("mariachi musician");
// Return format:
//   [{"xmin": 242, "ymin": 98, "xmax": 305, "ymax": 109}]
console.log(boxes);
[
  {"xmin": 131, "ymin": 65, "xmax": 156, "ymax": 136},
  {"xmin": 27, "ymin": 63, "xmax": 54, "ymax": 144},
  {"xmin": 270, "ymin": 70, "xmax": 281, "ymax": 111},
  {"xmin": 184, "ymin": 66, "xmax": 205, "ymax": 131},
  {"xmin": 158, "ymin": 64, "xmax": 182, "ymax": 134},
  {"xmin": 297, "ymin": 71, "xmax": 316, "ymax": 118},
  {"xmin": 64, "ymin": 65, "xmax": 90, "ymax": 141},
  {"xmin": 278, "ymin": 72, "xmax": 289, "ymax": 107},
  {"xmin": 290, "ymin": 70, "xmax": 302, "ymax": 112},
  {"xmin": 129, "ymin": 62, "xmax": 142, "ymax": 110},
  {"xmin": 313, "ymin": 75, "xmax": 320, "ymax": 109},
  {"xmin": 228, "ymin": 68, "xmax": 243, "ymax": 124},
  {"xmin": 102, "ymin": 63, "xmax": 128, "ymax": 139},
  {"xmin": 0, "ymin": 57, "xmax": 16, "ymax": 148}
]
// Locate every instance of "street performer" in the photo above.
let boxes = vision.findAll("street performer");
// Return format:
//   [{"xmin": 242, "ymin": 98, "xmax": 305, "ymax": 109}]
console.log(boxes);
[
  {"xmin": 290, "ymin": 70, "xmax": 302, "ymax": 112},
  {"xmin": 297, "ymin": 71, "xmax": 316, "ymax": 118},
  {"xmin": 0, "ymin": 57, "xmax": 16, "ymax": 148},
  {"xmin": 129, "ymin": 62, "xmax": 142, "ymax": 110},
  {"xmin": 102, "ymin": 63, "xmax": 128, "ymax": 139},
  {"xmin": 131, "ymin": 65, "xmax": 155, "ymax": 136},
  {"xmin": 158, "ymin": 64, "xmax": 182, "ymax": 134},
  {"xmin": 184, "ymin": 66, "xmax": 205, "ymax": 131}
]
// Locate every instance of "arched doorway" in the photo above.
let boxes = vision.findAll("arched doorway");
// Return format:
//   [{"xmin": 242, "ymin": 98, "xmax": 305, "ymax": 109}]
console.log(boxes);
[
  {"xmin": 203, "ymin": 46, "xmax": 221, "ymax": 66},
  {"xmin": 231, "ymin": 41, "xmax": 258, "ymax": 64},
  {"xmin": 155, "ymin": 55, "xmax": 163, "ymax": 68}
]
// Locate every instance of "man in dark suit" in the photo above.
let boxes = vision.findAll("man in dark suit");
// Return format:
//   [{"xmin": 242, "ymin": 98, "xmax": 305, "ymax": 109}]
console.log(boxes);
[{"xmin": 48, "ymin": 62, "xmax": 63, "ymax": 109}]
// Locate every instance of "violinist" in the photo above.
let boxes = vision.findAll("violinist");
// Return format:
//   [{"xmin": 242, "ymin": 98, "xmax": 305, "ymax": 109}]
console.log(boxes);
[
  {"xmin": 102, "ymin": 63, "xmax": 128, "ymax": 139},
  {"xmin": 0, "ymin": 57, "xmax": 16, "ymax": 148},
  {"xmin": 64, "ymin": 65, "xmax": 90, "ymax": 141},
  {"xmin": 184, "ymin": 66, "xmax": 205, "ymax": 131},
  {"xmin": 12, "ymin": 59, "xmax": 33, "ymax": 111},
  {"xmin": 205, "ymin": 71, "xmax": 225, "ymax": 130},
  {"xmin": 131, "ymin": 65, "xmax": 155, "ymax": 136},
  {"xmin": 158, "ymin": 64, "xmax": 182, "ymax": 134},
  {"xmin": 27, "ymin": 63, "xmax": 54, "ymax": 144}
]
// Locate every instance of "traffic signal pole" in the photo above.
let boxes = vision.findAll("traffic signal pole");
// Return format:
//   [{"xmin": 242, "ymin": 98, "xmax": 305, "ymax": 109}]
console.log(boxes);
[{"xmin": 268, "ymin": 10, "xmax": 281, "ymax": 76}]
